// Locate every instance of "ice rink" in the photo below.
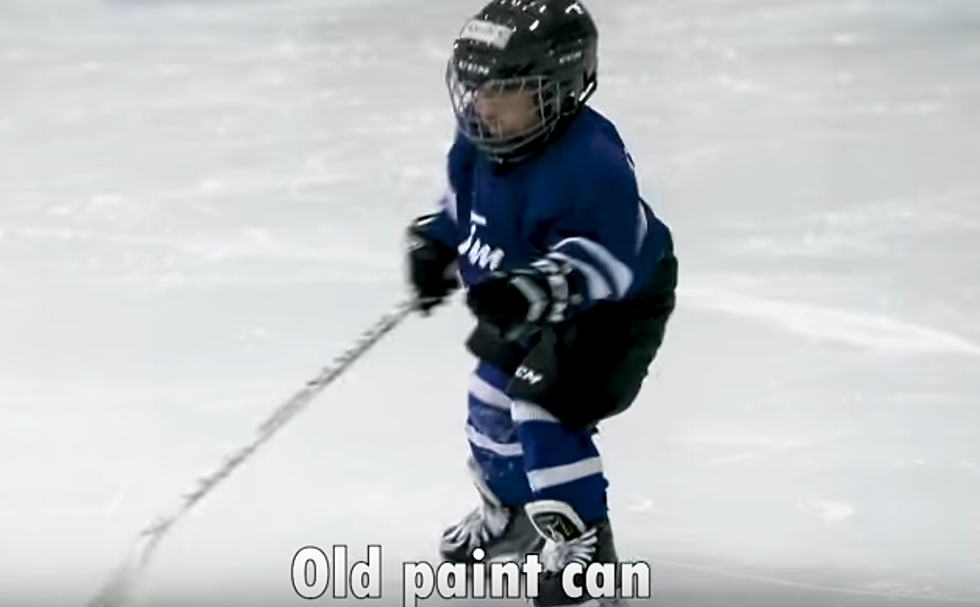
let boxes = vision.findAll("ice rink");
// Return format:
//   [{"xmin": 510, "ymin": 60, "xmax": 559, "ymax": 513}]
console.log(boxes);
[{"xmin": 2, "ymin": 0, "xmax": 979, "ymax": 605}]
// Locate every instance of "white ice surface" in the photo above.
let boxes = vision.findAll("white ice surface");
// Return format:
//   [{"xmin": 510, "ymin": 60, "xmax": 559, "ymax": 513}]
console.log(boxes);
[{"xmin": 2, "ymin": 0, "xmax": 980, "ymax": 606}]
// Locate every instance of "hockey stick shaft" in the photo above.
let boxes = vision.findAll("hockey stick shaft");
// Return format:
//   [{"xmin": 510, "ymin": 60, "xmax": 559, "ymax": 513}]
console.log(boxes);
[{"xmin": 84, "ymin": 296, "xmax": 417, "ymax": 607}]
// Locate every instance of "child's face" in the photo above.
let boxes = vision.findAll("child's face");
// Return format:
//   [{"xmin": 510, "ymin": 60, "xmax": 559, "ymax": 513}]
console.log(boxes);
[{"xmin": 472, "ymin": 82, "xmax": 541, "ymax": 138}]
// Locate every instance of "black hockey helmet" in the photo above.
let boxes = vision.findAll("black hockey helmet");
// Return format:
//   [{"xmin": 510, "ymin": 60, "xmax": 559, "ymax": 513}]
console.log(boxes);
[{"xmin": 446, "ymin": 0, "xmax": 599, "ymax": 163}]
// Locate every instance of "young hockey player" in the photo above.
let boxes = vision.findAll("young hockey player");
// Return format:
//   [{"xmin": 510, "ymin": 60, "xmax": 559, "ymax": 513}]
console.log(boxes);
[{"xmin": 405, "ymin": 0, "xmax": 677, "ymax": 604}]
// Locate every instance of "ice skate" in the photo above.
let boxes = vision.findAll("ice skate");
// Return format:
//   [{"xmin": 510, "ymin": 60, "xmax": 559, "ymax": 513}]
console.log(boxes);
[
  {"xmin": 526, "ymin": 500, "xmax": 627, "ymax": 607},
  {"xmin": 439, "ymin": 460, "xmax": 545, "ymax": 564}
]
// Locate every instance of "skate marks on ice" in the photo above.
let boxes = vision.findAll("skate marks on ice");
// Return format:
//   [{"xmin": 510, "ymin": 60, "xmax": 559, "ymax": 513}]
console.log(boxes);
[
  {"xmin": 307, "ymin": 552, "xmax": 980, "ymax": 607},
  {"xmin": 677, "ymin": 284, "xmax": 980, "ymax": 358},
  {"xmin": 340, "ymin": 533, "xmax": 974, "ymax": 607},
  {"xmin": 636, "ymin": 554, "xmax": 980, "ymax": 607}
]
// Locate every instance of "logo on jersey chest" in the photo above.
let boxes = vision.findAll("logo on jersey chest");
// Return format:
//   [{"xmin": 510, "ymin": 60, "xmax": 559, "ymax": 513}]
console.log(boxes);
[{"xmin": 458, "ymin": 212, "xmax": 505, "ymax": 271}]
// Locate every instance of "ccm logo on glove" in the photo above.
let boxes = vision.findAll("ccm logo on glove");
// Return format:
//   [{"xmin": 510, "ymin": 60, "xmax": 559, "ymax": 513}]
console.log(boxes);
[{"xmin": 515, "ymin": 365, "xmax": 544, "ymax": 385}]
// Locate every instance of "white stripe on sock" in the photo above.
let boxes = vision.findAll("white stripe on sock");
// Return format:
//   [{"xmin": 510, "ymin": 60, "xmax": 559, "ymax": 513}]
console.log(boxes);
[
  {"xmin": 512, "ymin": 400, "xmax": 561, "ymax": 424},
  {"xmin": 466, "ymin": 423, "xmax": 523, "ymax": 457},
  {"xmin": 527, "ymin": 457, "xmax": 604, "ymax": 492},
  {"xmin": 469, "ymin": 373, "xmax": 513, "ymax": 411}
]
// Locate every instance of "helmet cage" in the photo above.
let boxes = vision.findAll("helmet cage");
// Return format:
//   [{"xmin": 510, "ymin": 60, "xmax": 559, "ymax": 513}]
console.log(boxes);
[{"xmin": 446, "ymin": 55, "xmax": 595, "ymax": 163}]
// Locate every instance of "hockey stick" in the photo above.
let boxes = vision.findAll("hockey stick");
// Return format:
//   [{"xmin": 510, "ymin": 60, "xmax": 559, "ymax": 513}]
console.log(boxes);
[{"xmin": 84, "ymin": 296, "xmax": 418, "ymax": 607}]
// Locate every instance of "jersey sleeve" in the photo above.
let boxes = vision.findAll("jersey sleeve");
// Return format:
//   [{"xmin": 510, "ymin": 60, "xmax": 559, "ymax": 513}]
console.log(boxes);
[
  {"xmin": 416, "ymin": 186, "xmax": 460, "ymax": 249},
  {"xmin": 534, "ymin": 155, "xmax": 656, "ymax": 313},
  {"xmin": 413, "ymin": 131, "xmax": 473, "ymax": 250}
]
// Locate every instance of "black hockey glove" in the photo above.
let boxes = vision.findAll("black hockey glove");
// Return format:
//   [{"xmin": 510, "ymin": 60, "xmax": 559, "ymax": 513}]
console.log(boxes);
[
  {"xmin": 466, "ymin": 259, "xmax": 572, "ymax": 341},
  {"xmin": 406, "ymin": 214, "xmax": 459, "ymax": 314}
]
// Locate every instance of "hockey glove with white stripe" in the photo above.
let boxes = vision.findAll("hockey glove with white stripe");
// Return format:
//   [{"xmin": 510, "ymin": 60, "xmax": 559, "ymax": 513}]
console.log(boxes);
[
  {"xmin": 465, "ymin": 259, "xmax": 572, "ymax": 341},
  {"xmin": 407, "ymin": 214, "xmax": 459, "ymax": 314}
]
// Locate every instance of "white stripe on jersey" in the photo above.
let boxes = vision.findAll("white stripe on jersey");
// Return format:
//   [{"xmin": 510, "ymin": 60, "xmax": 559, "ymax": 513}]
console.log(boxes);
[
  {"xmin": 550, "ymin": 237, "xmax": 634, "ymax": 299},
  {"xmin": 636, "ymin": 201, "xmax": 649, "ymax": 255},
  {"xmin": 440, "ymin": 186, "xmax": 458, "ymax": 223},
  {"xmin": 545, "ymin": 251, "xmax": 613, "ymax": 301}
]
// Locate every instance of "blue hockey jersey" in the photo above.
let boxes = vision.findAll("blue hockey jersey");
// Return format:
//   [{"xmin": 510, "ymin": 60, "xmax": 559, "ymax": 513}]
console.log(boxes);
[{"xmin": 421, "ymin": 106, "xmax": 673, "ymax": 316}]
